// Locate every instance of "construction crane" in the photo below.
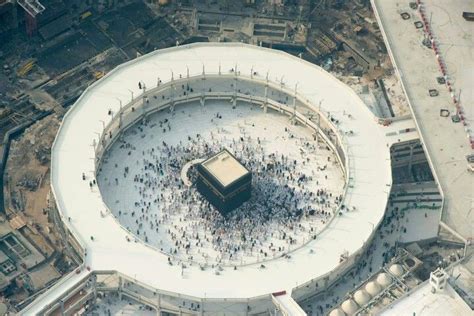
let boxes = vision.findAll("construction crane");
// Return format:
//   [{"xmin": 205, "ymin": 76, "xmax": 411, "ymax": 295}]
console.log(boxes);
[
  {"xmin": 16, "ymin": 0, "xmax": 45, "ymax": 36},
  {"xmin": 17, "ymin": 59, "xmax": 35, "ymax": 77},
  {"xmin": 94, "ymin": 71, "xmax": 105, "ymax": 80}
]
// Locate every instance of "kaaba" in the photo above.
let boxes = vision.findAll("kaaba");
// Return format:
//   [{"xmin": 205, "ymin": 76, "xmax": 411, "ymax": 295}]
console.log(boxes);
[{"xmin": 196, "ymin": 149, "xmax": 252, "ymax": 215}]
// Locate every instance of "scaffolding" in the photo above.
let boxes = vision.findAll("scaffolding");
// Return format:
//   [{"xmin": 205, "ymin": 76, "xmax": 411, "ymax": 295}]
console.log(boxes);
[{"xmin": 16, "ymin": 0, "xmax": 45, "ymax": 36}]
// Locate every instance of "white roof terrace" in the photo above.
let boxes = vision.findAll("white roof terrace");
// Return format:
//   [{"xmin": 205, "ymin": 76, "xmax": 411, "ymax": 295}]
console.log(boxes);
[{"xmin": 24, "ymin": 43, "xmax": 394, "ymax": 313}]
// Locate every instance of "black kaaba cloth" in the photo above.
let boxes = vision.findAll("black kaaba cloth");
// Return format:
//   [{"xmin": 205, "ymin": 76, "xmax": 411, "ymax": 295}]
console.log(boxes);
[{"xmin": 196, "ymin": 149, "xmax": 252, "ymax": 215}]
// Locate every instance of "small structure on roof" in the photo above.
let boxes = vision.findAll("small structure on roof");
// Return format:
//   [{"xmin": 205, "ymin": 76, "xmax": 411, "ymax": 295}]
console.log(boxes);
[
  {"xmin": 376, "ymin": 272, "xmax": 393, "ymax": 288},
  {"xmin": 389, "ymin": 264, "xmax": 404, "ymax": 277},
  {"xmin": 341, "ymin": 298, "xmax": 359, "ymax": 315},
  {"xmin": 430, "ymin": 267, "xmax": 448, "ymax": 293},
  {"xmin": 329, "ymin": 308, "xmax": 346, "ymax": 316},
  {"xmin": 196, "ymin": 149, "xmax": 252, "ymax": 215},
  {"xmin": 365, "ymin": 281, "xmax": 382, "ymax": 296},
  {"xmin": 354, "ymin": 289, "xmax": 371, "ymax": 306}
]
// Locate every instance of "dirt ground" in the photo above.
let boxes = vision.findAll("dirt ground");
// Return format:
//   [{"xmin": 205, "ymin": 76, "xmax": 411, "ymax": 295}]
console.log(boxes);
[{"xmin": 4, "ymin": 114, "xmax": 61, "ymax": 256}]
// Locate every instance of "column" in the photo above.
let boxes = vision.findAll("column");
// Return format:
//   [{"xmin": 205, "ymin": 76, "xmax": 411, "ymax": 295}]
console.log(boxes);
[
  {"xmin": 264, "ymin": 84, "xmax": 268, "ymax": 113},
  {"xmin": 170, "ymin": 82, "xmax": 175, "ymax": 112},
  {"xmin": 233, "ymin": 75, "xmax": 238, "ymax": 107},
  {"xmin": 408, "ymin": 143, "xmax": 415, "ymax": 173},
  {"xmin": 91, "ymin": 275, "xmax": 97, "ymax": 306},
  {"xmin": 156, "ymin": 294, "xmax": 161, "ymax": 316},
  {"xmin": 290, "ymin": 84, "xmax": 298, "ymax": 124},
  {"xmin": 118, "ymin": 276, "xmax": 123, "ymax": 300}
]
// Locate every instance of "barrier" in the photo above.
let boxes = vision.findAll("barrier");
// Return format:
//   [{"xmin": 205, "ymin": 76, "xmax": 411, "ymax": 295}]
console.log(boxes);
[{"xmin": 416, "ymin": 0, "xmax": 473, "ymax": 148}]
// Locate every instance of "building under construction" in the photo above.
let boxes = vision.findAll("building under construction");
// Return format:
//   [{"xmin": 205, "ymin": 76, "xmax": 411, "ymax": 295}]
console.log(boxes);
[
  {"xmin": 0, "ymin": 0, "xmax": 44, "ymax": 36},
  {"xmin": 0, "ymin": 0, "xmax": 472, "ymax": 315}
]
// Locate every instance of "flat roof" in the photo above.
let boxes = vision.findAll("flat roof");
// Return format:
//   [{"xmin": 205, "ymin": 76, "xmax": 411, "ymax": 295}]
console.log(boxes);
[
  {"xmin": 372, "ymin": 0, "xmax": 474, "ymax": 239},
  {"xmin": 380, "ymin": 281, "xmax": 472, "ymax": 316},
  {"xmin": 23, "ymin": 42, "xmax": 395, "ymax": 313},
  {"xmin": 201, "ymin": 150, "xmax": 248, "ymax": 187}
]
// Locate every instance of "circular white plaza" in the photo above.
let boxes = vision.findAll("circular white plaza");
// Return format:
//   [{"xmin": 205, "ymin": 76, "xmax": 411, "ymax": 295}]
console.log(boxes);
[
  {"xmin": 28, "ymin": 43, "xmax": 394, "ymax": 315},
  {"xmin": 97, "ymin": 99, "xmax": 345, "ymax": 266}
]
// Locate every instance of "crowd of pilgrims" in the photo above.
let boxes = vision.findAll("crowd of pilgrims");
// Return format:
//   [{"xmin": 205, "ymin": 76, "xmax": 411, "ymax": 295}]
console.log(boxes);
[{"xmin": 98, "ymin": 114, "xmax": 343, "ymax": 266}]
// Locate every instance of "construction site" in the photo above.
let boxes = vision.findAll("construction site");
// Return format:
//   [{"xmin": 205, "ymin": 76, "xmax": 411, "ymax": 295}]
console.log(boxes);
[{"xmin": 0, "ymin": 0, "xmax": 471, "ymax": 315}]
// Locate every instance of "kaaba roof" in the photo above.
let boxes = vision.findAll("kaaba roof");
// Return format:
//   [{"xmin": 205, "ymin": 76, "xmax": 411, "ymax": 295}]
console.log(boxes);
[{"xmin": 201, "ymin": 149, "xmax": 249, "ymax": 187}]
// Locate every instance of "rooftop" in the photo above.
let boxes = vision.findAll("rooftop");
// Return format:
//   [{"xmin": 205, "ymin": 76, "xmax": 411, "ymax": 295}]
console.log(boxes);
[
  {"xmin": 23, "ymin": 43, "xmax": 394, "ymax": 314},
  {"xmin": 372, "ymin": 0, "xmax": 474, "ymax": 239},
  {"xmin": 380, "ymin": 281, "xmax": 472, "ymax": 316},
  {"xmin": 201, "ymin": 149, "xmax": 249, "ymax": 187}
]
